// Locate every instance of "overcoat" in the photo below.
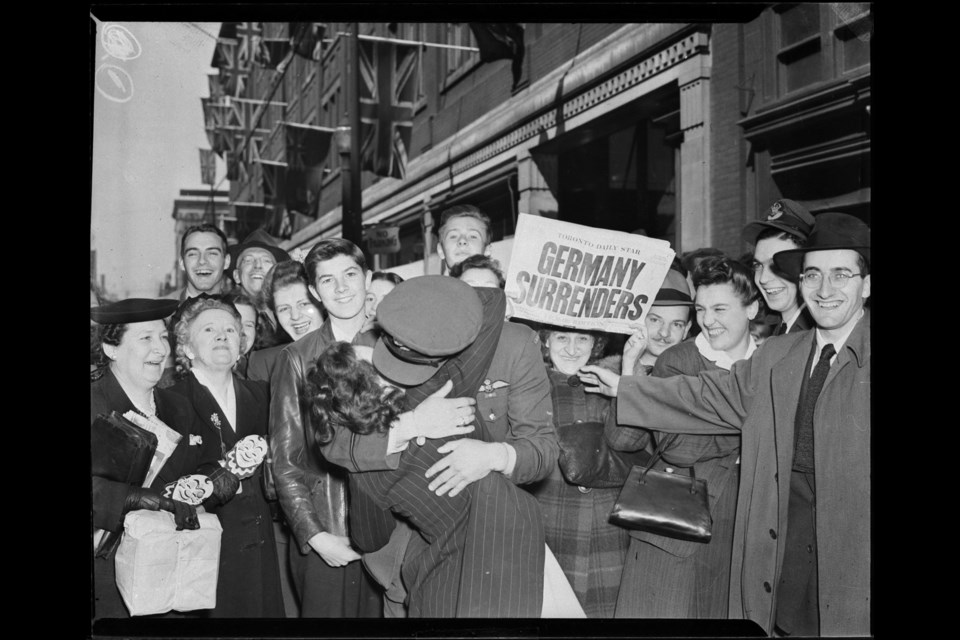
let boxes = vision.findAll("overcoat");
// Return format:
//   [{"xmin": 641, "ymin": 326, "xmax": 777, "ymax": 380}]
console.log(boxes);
[
  {"xmin": 90, "ymin": 367, "xmax": 221, "ymax": 619},
  {"xmin": 168, "ymin": 373, "xmax": 284, "ymax": 617},
  {"xmin": 613, "ymin": 312, "xmax": 870, "ymax": 635},
  {"xmin": 527, "ymin": 367, "xmax": 628, "ymax": 618}
]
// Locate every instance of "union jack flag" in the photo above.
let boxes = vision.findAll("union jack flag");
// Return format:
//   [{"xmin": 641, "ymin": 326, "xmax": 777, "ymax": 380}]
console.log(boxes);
[
  {"xmin": 255, "ymin": 38, "xmax": 291, "ymax": 70},
  {"xmin": 213, "ymin": 38, "xmax": 248, "ymax": 97},
  {"xmin": 358, "ymin": 40, "xmax": 419, "ymax": 180},
  {"xmin": 199, "ymin": 149, "xmax": 217, "ymax": 186},
  {"xmin": 234, "ymin": 22, "xmax": 263, "ymax": 67},
  {"xmin": 283, "ymin": 122, "xmax": 334, "ymax": 170}
]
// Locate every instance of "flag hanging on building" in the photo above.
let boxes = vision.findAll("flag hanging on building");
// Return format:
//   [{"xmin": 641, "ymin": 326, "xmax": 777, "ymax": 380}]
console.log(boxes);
[
  {"xmin": 226, "ymin": 150, "xmax": 241, "ymax": 181},
  {"xmin": 234, "ymin": 22, "xmax": 263, "ymax": 67},
  {"xmin": 208, "ymin": 73, "xmax": 224, "ymax": 101},
  {"xmin": 283, "ymin": 167, "xmax": 311, "ymax": 214},
  {"xmin": 283, "ymin": 122, "xmax": 334, "ymax": 170},
  {"xmin": 468, "ymin": 23, "xmax": 525, "ymax": 90},
  {"xmin": 255, "ymin": 37, "xmax": 291, "ymax": 69},
  {"xmin": 212, "ymin": 37, "xmax": 248, "ymax": 97},
  {"xmin": 289, "ymin": 22, "xmax": 322, "ymax": 60},
  {"xmin": 257, "ymin": 159, "xmax": 286, "ymax": 203},
  {"xmin": 224, "ymin": 97, "xmax": 275, "ymax": 136},
  {"xmin": 199, "ymin": 149, "xmax": 217, "ymax": 185},
  {"xmin": 358, "ymin": 40, "xmax": 419, "ymax": 180}
]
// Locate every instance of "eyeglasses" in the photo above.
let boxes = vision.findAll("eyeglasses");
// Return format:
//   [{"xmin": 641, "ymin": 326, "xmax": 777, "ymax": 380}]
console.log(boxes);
[{"xmin": 800, "ymin": 271, "xmax": 863, "ymax": 289}]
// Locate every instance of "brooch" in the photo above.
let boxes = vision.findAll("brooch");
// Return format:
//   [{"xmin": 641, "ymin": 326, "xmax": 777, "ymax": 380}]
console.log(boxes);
[
  {"xmin": 210, "ymin": 413, "xmax": 221, "ymax": 428},
  {"xmin": 478, "ymin": 379, "xmax": 509, "ymax": 394},
  {"xmin": 189, "ymin": 434, "xmax": 203, "ymax": 446}
]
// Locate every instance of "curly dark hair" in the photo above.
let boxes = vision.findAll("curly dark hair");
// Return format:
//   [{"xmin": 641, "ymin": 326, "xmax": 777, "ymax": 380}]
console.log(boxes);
[
  {"xmin": 449, "ymin": 254, "xmax": 506, "ymax": 288},
  {"xmin": 307, "ymin": 342, "xmax": 407, "ymax": 446},
  {"xmin": 691, "ymin": 255, "xmax": 759, "ymax": 307}
]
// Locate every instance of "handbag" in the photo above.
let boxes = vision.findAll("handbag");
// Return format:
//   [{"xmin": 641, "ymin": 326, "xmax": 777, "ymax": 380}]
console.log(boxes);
[
  {"xmin": 92, "ymin": 411, "xmax": 158, "ymax": 559},
  {"xmin": 556, "ymin": 421, "xmax": 652, "ymax": 488},
  {"xmin": 114, "ymin": 509, "xmax": 223, "ymax": 616},
  {"xmin": 608, "ymin": 434, "xmax": 712, "ymax": 543}
]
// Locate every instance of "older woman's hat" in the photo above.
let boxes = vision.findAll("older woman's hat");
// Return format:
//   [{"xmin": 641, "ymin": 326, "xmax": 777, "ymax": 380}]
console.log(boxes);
[
  {"xmin": 90, "ymin": 298, "xmax": 180, "ymax": 324},
  {"xmin": 742, "ymin": 199, "xmax": 815, "ymax": 245},
  {"xmin": 773, "ymin": 212, "xmax": 870, "ymax": 279},
  {"xmin": 227, "ymin": 229, "xmax": 291, "ymax": 266},
  {"xmin": 373, "ymin": 276, "xmax": 483, "ymax": 386},
  {"xmin": 652, "ymin": 268, "xmax": 694, "ymax": 307}
]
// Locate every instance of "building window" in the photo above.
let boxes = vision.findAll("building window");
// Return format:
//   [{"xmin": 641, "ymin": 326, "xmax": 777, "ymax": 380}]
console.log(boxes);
[
  {"xmin": 442, "ymin": 23, "xmax": 480, "ymax": 89},
  {"xmin": 774, "ymin": 3, "xmax": 871, "ymax": 97}
]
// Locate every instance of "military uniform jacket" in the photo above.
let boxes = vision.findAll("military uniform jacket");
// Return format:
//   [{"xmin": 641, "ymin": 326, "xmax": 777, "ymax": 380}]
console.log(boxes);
[{"xmin": 614, "ymin": 313, "xmax": 870, "ymax": 635}]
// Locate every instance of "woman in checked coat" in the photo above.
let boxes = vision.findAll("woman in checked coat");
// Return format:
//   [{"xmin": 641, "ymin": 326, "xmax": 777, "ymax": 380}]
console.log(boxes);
[{"xmin": 527, "ymin": 326, "xmax": 635, "ymax": 618}]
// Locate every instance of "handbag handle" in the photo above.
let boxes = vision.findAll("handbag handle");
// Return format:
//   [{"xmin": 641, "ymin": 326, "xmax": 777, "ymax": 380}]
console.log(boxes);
[{"xmin": 636, "ymin": 433, "xmax": 697, "ymax": 494}]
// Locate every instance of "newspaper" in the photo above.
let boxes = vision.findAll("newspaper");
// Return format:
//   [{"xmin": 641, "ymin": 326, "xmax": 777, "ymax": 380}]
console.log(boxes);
[{"xmin": 504, "ymin": 214, "xmax": 676, "ymax": 334}]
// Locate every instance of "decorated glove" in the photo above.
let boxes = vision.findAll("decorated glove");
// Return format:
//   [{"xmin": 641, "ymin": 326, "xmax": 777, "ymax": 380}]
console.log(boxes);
[
  {"xmin": 221, "ymin": 435, "xmax": 268, "ymax": 479},
  {"xmin": 162, "ymin": 474, "xmax": 213, "ymax": 505},
  {"xmin": 123, "ymin": 486, "xmax": 200, "ymax": 531}
]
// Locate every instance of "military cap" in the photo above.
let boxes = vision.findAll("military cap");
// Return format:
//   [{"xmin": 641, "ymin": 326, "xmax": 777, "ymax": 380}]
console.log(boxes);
[
  {"xmin": 373, "ymin": 275, "xmax": 483, "ymax": 386},
  {"xmin": 90, "ymin": 298, "xmax": 180, "ymax": 324},
  {"xmin": 742, "ymin": 198, "xmax": 815, "ymax": 245}
]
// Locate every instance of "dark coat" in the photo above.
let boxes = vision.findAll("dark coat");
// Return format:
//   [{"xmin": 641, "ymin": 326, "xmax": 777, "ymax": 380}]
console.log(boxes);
[
  {"xmin": 246, "ymin": 343, "xmax": 286, "ymax": 387},
  {"xmin": 91, "ymin": 368, "xmax": 221, "ymax": 619},
  {"xmin": 606, "ymin": 339, "xmax": 741, "ymax": 619},
  {"xmin": 614, "ymin": 313, "xmax": 870, "ymax": 635},
  {"xmin": 168, "ymin": 373, "xmax": 284, "ymax": 617}
]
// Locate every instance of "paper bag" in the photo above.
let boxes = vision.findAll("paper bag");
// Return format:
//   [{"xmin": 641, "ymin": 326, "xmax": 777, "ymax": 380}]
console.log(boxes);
[{"xmin": 114, "ymin": 509, "xmax": 222, "ymax": 616}]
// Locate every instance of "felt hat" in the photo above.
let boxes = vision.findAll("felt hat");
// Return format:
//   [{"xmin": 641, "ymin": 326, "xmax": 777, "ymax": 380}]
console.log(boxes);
[
  {"xmin": 773, "ymin": 212, "xmax": 871, "ymax": 279},
  {"xmin": 90, "ymin": 298, "xmax": 180, "ymax": 324},
  {"xmin": 742, "ymin": 199, "xmax": 816, "ymax": 245},
  {"xmin": 652, "ymin": 268, "xmax": 694, "ymax": 307},
  {"xmin": 227, "ymin": 229, "xmax": 291, "ymax": 266},
  {"xmin": 373, "ymin": 276, "xmax": 483, "ymax": 386}
]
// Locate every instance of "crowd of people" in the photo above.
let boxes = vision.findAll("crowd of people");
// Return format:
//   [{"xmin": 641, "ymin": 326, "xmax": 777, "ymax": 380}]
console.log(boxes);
[{"xmin": 90, "ymin": 200, "xmax": 871, "ymax": 635}]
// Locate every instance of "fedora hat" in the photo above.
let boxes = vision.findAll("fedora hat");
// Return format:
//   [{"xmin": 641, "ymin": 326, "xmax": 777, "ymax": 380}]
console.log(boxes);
[
  {"xmin": 773, "ymin": 212, "xmax": 870, "ymax": 279},
  {"xmin": 373, "ymin": 276, "xmax": 483, "ymax": 386},
  {"xmin": 652, "ymin": 268, "xmax": 694, "ymax": 307},
  {"xmin": 742, "ymin": 199, "xmax": 815, "ymax": 245},
  {"xmin": 228, "ymin": 229, "xmax": 291, "ymax": 266}
]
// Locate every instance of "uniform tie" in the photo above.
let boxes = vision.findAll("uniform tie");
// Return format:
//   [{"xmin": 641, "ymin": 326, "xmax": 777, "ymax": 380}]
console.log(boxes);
[
  {"xmin": 793, "ymin": 343, "xmax": 836, "ymax": 472},
  {"xmin": 775, "ymin": 320, "xmax": 789, "ymax": 336}
]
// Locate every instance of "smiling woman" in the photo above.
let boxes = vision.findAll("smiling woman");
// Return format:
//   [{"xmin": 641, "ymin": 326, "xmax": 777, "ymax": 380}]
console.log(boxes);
[
  {"xmin": 167, "ymin": 296, "xmax": 284, "ymax": 617},
  {"xmin": 91, "ymin": 298, "xmax": 222, "ymax": 619}
]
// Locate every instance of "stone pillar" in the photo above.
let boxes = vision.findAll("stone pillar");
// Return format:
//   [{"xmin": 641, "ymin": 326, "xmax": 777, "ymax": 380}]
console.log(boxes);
[
  {"xmin": 517, "ymin": 147, "xmax": 559, "ymax": 219},
  {"xmin": 678, "ymin": 55, "xmax": 712, "ymax": 252}
]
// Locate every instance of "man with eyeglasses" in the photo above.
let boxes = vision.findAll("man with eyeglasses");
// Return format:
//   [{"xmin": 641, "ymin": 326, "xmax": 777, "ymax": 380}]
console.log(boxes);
[
  {"xmin": 579, "ymin": 212, "xmax": 871, "ymax": 636},
  {"xmin": 229, "ymin": 229, "xmax": 291, "ymax": 298},
  {"xmin": 743, "ymin": 200, "xmax": 816, "ymax": 336}
]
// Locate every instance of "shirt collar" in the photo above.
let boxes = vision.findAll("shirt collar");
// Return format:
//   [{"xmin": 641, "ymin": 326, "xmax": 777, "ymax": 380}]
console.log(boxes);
[
  {"xmin": 814, "ymin": 308, "xmax": 864, "ymax": 361},
  {"xmin": 694, "ymin": 332, "xmax": 757, "ymax": 371}
]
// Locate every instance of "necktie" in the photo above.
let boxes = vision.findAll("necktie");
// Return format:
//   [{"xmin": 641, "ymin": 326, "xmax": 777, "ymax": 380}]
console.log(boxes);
[
  {"xmin": 792, "ymin": 343, "xmax": 836, "ymax": 472},
  {"xmin": 775, "ymin": 321, "xmax": 788, "ymax": 336}
]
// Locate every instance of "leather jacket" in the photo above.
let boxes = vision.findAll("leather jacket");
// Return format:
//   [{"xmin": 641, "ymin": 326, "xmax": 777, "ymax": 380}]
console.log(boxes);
[{"xmin": 268, "ymin": 321, "xmax": 376, "ymax": 552}]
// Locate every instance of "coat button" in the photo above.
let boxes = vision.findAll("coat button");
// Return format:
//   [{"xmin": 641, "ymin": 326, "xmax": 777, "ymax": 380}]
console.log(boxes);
[
  {"xmin": 577, "ymin": 486, "xmax": 592, "ymax": 494},
  {"xmin": 763, "ymin": 581, "xmax": 772, "ymax": 593},
  {"xmin": 769, "ymin": 529, "xmax": 777, "ymax": 539}
]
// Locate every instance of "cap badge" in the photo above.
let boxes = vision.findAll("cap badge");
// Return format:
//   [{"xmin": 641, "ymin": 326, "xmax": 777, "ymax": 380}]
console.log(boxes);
[{"xmin": 767, "ymin": 201, "xmax": 784, "ymax": 220}]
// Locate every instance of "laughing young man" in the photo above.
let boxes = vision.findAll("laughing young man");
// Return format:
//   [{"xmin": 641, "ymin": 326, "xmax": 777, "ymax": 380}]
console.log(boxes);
[
  {"xmin": 166, "ymin": 224, "xmax": 231, "ymax": 302},
  {"xmin": 743, "ymin": 199, "xmax": 815, "ymax": 336}
]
